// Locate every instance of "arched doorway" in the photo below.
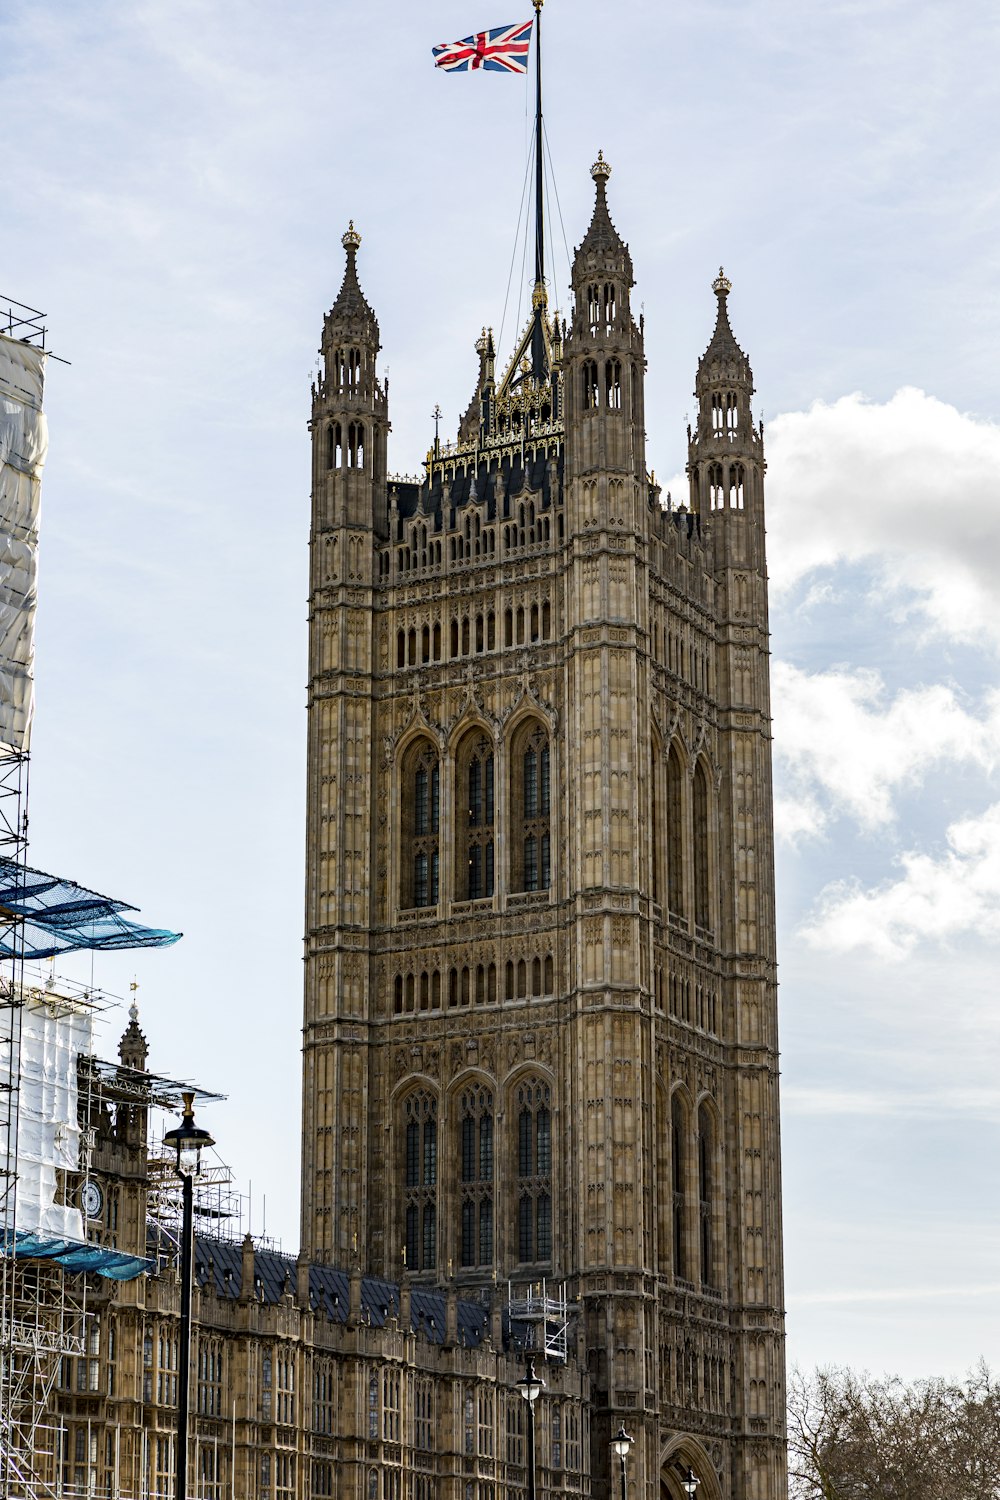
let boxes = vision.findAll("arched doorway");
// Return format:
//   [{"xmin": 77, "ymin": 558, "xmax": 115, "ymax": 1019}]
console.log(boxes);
[{"xmin": 660, "ymin": 1436, "xmax": 723, "ymax": 1500}]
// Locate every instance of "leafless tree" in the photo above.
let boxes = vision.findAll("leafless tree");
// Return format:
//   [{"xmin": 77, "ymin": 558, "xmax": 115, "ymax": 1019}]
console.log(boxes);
[{"xmin": 787, "ymin": 1362, "xmax": 1000, "ymax": 1500}]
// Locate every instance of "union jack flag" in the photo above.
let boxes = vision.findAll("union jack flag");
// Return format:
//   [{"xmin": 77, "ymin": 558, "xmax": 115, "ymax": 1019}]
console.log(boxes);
[{"xmin": 432, "ymin": 20, "xmax": 533, "ymax": 74}]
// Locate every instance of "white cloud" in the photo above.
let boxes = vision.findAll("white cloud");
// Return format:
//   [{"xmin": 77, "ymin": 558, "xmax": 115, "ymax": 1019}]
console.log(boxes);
[
  {"xmin": 791, "ymin": 1283, "xmax": 1000, "ymax": 1307},
  {"xmin": 764, "ymin": 388, "xmax": 1000, "ymax": 647},
  {"xmin": 802, "ymin": 800, "xmax": 1000, "ymax": 957},
  {"xmin": 782, "ymin": 1083, "xmax": 1000, "ymax": 1119},
  {"xmin": 772, "ymin": 661, "xmax": 1000, "ymax": 836}
]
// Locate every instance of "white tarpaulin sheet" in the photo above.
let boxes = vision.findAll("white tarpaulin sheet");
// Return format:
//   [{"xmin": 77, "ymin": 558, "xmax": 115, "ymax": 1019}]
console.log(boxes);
[
  {"xmin": 0, "ymin": 333, "xmax": 45, "ymax": 753},
  {"xmin": 0, "ymin": 994, "xmax": 90, "ymax": 1238}
]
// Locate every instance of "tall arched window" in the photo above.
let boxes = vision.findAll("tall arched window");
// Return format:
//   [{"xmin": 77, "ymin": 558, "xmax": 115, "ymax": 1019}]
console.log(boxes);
[
  {"xmin": 511, "ymin": 723, "xmax": 551, "ymax": 893},
  {"xmin": 671, "ymin": 1092, "xmax": 689, "ymax": 1282},
  {"xmin": 403, "ymin": 1092, "xmax": 437, "ymax": 1272},
  {"xmin": 697, "ymin": 1101, "xmax": 716, "ymax": 1290},
  {"xmin": 667, "ymin": 744, "xmax": 685, "ymax": 918},
  {"xmin": 455, "ymin": 733, "xmax": 495, "ymax": 900},
  {"xmin": 515, "ymin": 1078, "xmax": 552, "ymax": 1264},
  {"xmin": 693, "ymin": 760, "xmax": 711, "ymax": 933},
  {"xmin": 651, "ymin": 737, "xmax": 662, "ymax": 904},
  {"xmin": 459, "ymin": 1084, "xmax": 493, "ymax": 1268},
  {"xmin": 401, "ymin": 741, "xmax": 439, "ymax": 909}
]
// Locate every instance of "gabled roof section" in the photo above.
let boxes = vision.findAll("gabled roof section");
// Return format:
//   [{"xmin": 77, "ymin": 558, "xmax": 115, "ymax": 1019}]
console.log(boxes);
[{"xmin": 495, "ymin": 302, "xmax": 559, "ymax": 402}]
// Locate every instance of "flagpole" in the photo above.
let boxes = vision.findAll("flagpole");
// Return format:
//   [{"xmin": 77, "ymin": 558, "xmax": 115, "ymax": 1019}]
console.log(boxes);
[{"xmin": 531, "ymin": 0, "xmax": 546, "ymax": 381}]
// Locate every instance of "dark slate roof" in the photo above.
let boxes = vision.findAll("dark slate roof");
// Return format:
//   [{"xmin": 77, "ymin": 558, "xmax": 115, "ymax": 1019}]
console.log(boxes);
[
  {"xmin": 186, "ymin": 1233, "xmax": 496, "ymax": 1348},
  {"xmin": 392, "ymin": 450, "xmax": 562, "ymax": 527}
]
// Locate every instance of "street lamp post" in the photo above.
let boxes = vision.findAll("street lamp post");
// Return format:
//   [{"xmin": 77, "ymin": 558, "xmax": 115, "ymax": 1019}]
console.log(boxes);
[
  {"xmin": 163, "ymin": 1092, "xmax": 215, "ymax": 1500},
  {"xmin": 681, "ymin": 1467, "xmax": 700, "ymax": 1499},
  {"xmin": 611, "ymin": 1424, "xmax": 633, "ymax": 1500},
  {"xmin": 517, "ymin": 1358, "xmax": 543, "ymax": 1500}
]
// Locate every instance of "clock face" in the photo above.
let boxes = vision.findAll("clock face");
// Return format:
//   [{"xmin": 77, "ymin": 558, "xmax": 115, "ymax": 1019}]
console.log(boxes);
[{"xmin": 81, "ymin": 1180, "xmax": 103, "ymax": 1219}]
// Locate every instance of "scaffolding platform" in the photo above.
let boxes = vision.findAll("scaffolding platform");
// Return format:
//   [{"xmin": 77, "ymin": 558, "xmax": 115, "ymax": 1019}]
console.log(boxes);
[{"xmin": 507, "ymin": 1278, "xmax": 572, "ymax": 1363}]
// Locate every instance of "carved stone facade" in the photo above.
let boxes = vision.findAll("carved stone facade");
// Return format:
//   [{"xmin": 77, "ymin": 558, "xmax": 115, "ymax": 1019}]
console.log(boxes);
[{"xmin": 301, "ymin": 160, "xmax": 787, "ymax": 1500}]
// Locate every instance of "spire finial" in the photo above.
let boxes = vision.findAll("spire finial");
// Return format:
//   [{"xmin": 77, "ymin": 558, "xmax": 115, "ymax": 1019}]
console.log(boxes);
[
  {"xmin": 591, "ymin": 150, "xmax": 612, "ymax": 184},
  {"xmin": 342, "ymin": 221, "xmax": 361, "ymax": 254},
  {"xmin": 713, "ymin": 266, "xmax": 732, "ymax": 298}
]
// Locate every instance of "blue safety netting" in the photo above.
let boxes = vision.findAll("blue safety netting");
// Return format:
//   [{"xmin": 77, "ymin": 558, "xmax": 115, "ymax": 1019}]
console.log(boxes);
[
  {"xmin": 0, "ymin": 857, "xmax": 181, "ymax": 958},
  {"xmin": 1, "ymin": 1229, "xmax": 152, "ymax": 1281}
]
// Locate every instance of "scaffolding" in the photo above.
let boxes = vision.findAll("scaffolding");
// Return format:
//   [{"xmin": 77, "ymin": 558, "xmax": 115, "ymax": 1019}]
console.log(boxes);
[
  {"xmin": 507, "ymin": 1278, "xmax": 572, "ymax": 1364},
  {"xmin": 0, "ymin": 974, "xmax": 222, "ymax": 1500},
  {"xmin": 1, "ymin": 983, "xmax": 103, "ymax": 1500}
]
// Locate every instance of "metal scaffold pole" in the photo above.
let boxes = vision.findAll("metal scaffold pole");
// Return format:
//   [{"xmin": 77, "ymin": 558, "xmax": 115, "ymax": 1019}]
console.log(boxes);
[{"xmin": 0, "ymin": 748, "xmax": 31, "ymax": 1500}]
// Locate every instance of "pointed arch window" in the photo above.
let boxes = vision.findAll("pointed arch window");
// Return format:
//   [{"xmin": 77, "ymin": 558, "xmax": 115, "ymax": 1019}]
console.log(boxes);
[
  {"xmin": 708, "ymin": 462, "xmax": 724, "ymax": 510},
  {"xmin": 603, "ymin": 283, "xmax": 617, "ymax": 326},
  {"xmin": 671, "ymin": 1092, "xmax": 689, "ymax": 1282},
  {"xmin": 697, "ymin": 1101, "xmax": 716, "ymax": 1290},
  {"xmin": 515, "ymin": 1078, "xmax": 552, "ymax": 1264},
  {"xmin": 666, "ymin": 744, "xmax": 685, "ymax": 918},
  {"xmin": 402, "ymin": 741, "xmax": 439, "ymax": 909},
  {"xmin": 403, "ymin": 1092, "xmax": 437, "ymax": 1272},
  {"xmin": 455, "ymin": 733, "xmax": 495, "ymax": 900},
  {"xmin": 605, "ymin": 359, "xmax": 622, "ymax": 409},
  {"xmin": 459, "ymin": 1084, "xmax": 494, "ymax": 1268},
  {"xmin": 693, "ymin": 760, "xmax": 711, "ymax": 934},
  {"xmin": 512, "ymin": 723, "xmax": 551, "ymax": 893}
]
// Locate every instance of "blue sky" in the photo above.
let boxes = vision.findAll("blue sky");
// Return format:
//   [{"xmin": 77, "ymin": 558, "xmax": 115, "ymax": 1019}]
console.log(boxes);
[{"xmin": 3, "ymin": 0, "xmax": 999, "ymax": 1379}]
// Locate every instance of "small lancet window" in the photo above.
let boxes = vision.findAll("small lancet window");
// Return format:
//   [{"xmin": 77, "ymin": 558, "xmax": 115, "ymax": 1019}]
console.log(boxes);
[
  {"xmin": 583, "ymin": 361, "xmax": 599, "ymax": 410},
  {"xmin": 605, "ymin": 359, "xmax": 622, "ymax": 410},
  {"xmin": 348, "ymin": 422, "xmax": 365, "ymax": 469},
  {"xmin": 347, "ymin": 348, "xmax": 362, "ymax": 393},
  {"xmin": 603, "ymin": 282, "xmax": 616, "ymax": 326},
  {"xmin": 725, "ymin": 391, "xmax": 738, "ymax": 433},
  {"xmin": 587, "ymin": 285, "xmax": 600, "ymax": 337}
]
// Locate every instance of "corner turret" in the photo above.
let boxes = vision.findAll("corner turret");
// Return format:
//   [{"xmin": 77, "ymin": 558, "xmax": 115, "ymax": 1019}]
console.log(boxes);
[
  {"xmin": 312, "ymin": 223, "xmax": 390, "ymax": 538},
  {"xmin": 118, "ymin": 995, "xmax": 148, "ymax": 1072},
  {"xmin": 687, "ymin": 270, "xmax": 765, "ymax": 539},
  {"xmin": 564, "ymin": 154, "xmax": 646, "ymax": 502}
]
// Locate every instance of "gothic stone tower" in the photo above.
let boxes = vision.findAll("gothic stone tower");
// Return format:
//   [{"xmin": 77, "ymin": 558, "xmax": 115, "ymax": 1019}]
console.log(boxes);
[{"xmin": 302, "ymin": 157, "xmax": 786, "ymax": 1500}]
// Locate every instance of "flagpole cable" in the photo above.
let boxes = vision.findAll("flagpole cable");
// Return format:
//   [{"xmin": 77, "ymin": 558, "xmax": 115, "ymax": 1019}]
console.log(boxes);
[
  {"xmin": 497, "ymin": 145, "xmax": 535, "ymax": 359},
  {"xmin": 542, "ymin": 120, "xmax": 574, "ymax": 306}
]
